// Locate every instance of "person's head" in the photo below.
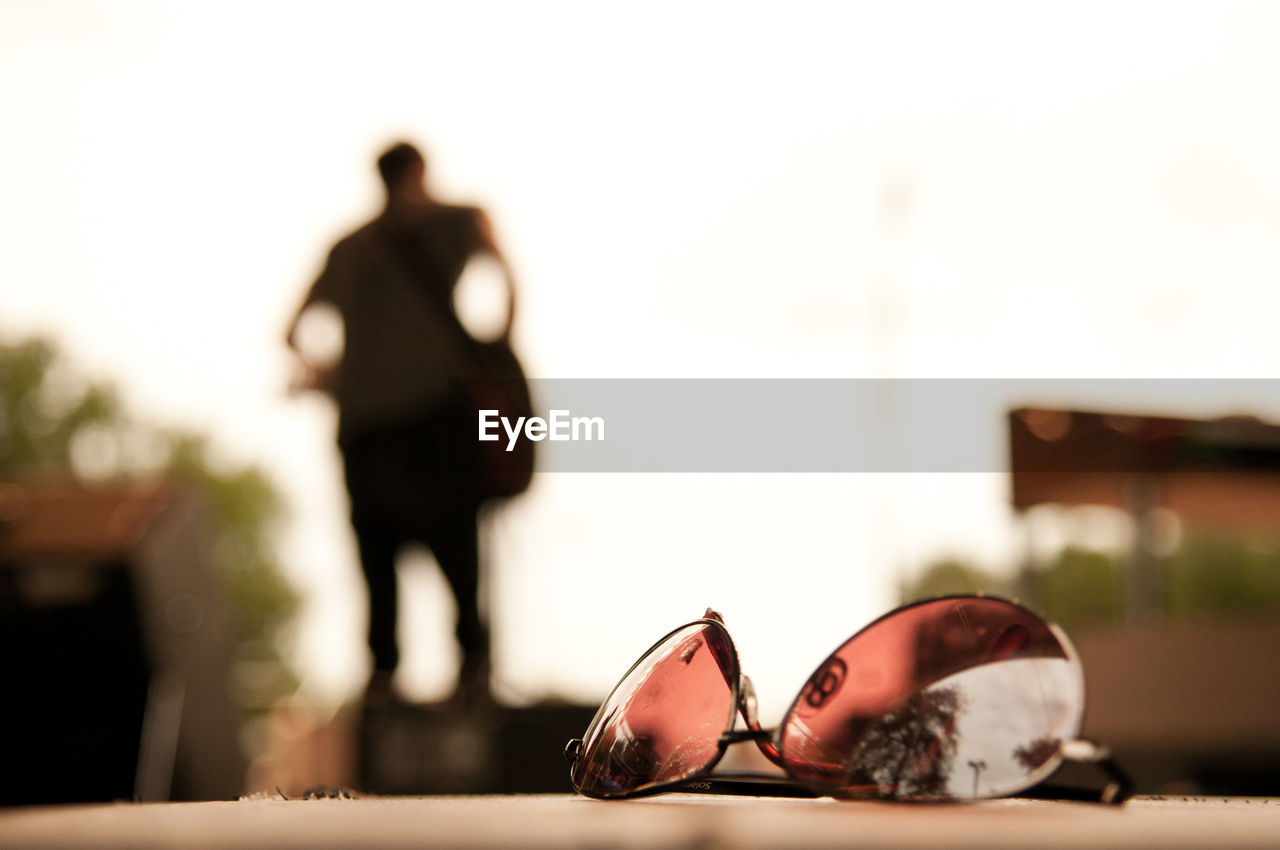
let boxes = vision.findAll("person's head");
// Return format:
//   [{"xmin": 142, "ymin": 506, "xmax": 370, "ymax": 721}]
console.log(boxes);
[{"xmin": 376, "ymin": 141, "xmax": 427, "ymax": 201}]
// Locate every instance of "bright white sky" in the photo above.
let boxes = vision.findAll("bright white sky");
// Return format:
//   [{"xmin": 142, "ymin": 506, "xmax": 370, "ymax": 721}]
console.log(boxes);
[{"xmin": 4, "ymin": 1, "xmax": 1280, "ymax": 719}]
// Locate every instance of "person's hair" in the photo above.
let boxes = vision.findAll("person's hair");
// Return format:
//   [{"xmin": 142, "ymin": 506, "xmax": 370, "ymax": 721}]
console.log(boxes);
[{"xmin": 376, "ymin": 142, "xmax": 425, "ymax": 191}]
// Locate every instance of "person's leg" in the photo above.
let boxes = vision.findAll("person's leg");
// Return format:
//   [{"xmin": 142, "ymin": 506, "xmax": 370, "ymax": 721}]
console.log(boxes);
[
  {"xmin": 343, "ymin": 437, "xmax": 408, "ymax": 681},
  {"xmin": 352, "ymin": 509, "xmax": 402, "ymax": 677},
  {"xmin": 427, "ymin": 509, "xmax": 490, "ymax": 695}
]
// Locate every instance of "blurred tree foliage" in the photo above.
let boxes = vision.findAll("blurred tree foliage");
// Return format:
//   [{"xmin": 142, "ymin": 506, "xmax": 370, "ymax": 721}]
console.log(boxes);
[
  {"xmin": 901, "ymin": 539, "xmax": 1280, "ymax": 633},
  {"xmin": 1024, "ymin": 545, "xmax": 1125, "ymax": 631},
  {"xmin": 1164, "ymin": 536, "xmax": 1280, "ymax": 620},
  {"xmin": 898, "ymin": 557, "xmax": 1011, "ymax": 601},
  {"xmin": 0, "ymin": 335, "xmax": 299, "ymax": 713}
]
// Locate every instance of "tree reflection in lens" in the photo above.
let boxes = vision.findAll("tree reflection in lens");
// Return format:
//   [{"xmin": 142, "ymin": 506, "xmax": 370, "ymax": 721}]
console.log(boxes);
[{"xmin": 841, "ymin": 684, "xmax": 964, "ymax": 798}]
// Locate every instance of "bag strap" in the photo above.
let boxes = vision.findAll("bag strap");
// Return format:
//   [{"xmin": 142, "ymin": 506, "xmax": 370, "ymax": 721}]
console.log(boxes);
[
  {"xmin": 360, "ymin": 211, "xmax": 516, "ymax": 348},
  {"xmin": 356, "ymin": 220, "xmax": 480, "ymax": 376}
]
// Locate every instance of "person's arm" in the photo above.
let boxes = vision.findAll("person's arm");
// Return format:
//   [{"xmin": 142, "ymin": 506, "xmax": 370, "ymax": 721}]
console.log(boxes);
[
  {"xmin": 285, "ymin": 289, "xmax": 316, "ymax": 353},
  {"xmin": 474, "ymin": 209, "xmax": 517, "ymax": 342},
  {"xmin": 284, "ymin": 250, "xmax": 340, "ymax": 394},
  {"xmin": 287, "ymin": 240, "xmax": 341, "ymax": 348}
]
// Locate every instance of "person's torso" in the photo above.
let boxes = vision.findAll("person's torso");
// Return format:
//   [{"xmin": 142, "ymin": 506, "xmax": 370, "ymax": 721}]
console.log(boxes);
[{"xmin": 325, "ymin": 204, "xmax": 483, "ymax": 441}]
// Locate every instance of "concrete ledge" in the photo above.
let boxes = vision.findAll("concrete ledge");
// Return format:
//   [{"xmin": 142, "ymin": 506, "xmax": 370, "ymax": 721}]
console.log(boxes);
[{"xmin": 1, "ymin": 795, "xmax": 1278, "ymax": 850}]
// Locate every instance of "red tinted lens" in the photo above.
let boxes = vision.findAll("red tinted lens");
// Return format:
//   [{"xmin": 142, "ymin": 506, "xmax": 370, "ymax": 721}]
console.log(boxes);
[
  {"xmin": 571, "ymin": 621, "xmax": 738, "ymax": 797},
  {"xmin": 779, "ymin": 597, "xmax": 1082, "ymax": 800}
]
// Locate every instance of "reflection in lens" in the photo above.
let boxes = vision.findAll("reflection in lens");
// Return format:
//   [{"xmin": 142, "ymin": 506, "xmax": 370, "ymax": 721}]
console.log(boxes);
[
  {"xmin": 841, "ymin": 682, "xmax": 965, "ymax": 798},
  {"xmin": 939, "ymin": 658, "xmax": 1080, "ymax": 797},
  {"xmin": 571, "ymin": 622, "xmax": 738, "ymax": 797},
  {"xmin": 778, "ymin": 597, "xmax": 1084, "ymax": 800}
]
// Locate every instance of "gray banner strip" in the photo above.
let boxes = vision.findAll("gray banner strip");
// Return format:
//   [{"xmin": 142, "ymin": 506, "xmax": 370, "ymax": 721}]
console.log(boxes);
[{"xmin": 476, "ymin": 379, "xmax": 1280, "ymax": 473}]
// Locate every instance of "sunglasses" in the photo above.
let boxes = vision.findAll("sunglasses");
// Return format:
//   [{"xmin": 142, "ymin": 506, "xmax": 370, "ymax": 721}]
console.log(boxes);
[{"xmin": 564, "ymin": 595, "xmax": 1132, "ymax": 803}]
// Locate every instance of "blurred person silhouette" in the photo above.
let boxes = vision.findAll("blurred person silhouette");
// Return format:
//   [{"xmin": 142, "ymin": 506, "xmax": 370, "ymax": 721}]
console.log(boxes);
[{"xmin": 286, "ymin": 141, "xmax": 516, "ymax": 707}]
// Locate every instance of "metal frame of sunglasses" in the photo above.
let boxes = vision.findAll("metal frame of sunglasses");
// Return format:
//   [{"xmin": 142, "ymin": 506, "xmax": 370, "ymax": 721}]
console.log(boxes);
[{"xmin": 564, "ymin": 595, "xmax": 1133, "ymax": 803}]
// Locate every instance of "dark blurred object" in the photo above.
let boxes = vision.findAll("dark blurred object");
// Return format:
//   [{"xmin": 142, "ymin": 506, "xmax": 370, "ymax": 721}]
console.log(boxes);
[
  {"xmin": 1075, "ymin": 619, "xmax": 1280, "ymax": 795},
  {"xmin": 0, "ymin": 483, "xmax": 243, "ymax": 804},
  {"xmin": 359, "ymin": 702, "xmax": 596, "ymax": 795}
]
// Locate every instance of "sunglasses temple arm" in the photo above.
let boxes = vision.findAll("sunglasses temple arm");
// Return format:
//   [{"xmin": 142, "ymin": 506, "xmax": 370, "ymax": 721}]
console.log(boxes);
[
  {"xmin": 1098, "ymin": 756, "xmax": 1136, "ymax": 804},
  {"xmin": 1028, "ymin": 739, "xmax": 1134, "ymax": 805},
  {"xmin": 1065, "ymin": 739, "xmax": 1135, "ymax": 805}
]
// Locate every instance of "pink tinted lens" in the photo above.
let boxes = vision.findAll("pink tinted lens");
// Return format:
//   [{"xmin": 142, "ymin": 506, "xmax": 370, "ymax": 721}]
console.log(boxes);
[
  {"xmin": 571, "ymin": 622, "xmax": 738, "ymax": 797},
  {"xmin": 779, "ymin": 597, "xmax": 1082, "ymax": 800}
]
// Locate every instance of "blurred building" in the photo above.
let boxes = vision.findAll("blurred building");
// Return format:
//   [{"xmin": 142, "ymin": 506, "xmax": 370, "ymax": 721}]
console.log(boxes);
[{"xmin": 0, "ymin": 482, "xmax": 243, "ymax": 803}]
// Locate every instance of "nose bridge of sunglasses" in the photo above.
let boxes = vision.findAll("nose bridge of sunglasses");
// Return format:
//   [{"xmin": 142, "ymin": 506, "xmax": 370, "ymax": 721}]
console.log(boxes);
[
  {"xmin": 739, "ymin": 674, "xmax": 760, "ymax": 727},
  {"xmin": 719, "ymin": 673, "xmax": 786, "ymax": 764}
]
